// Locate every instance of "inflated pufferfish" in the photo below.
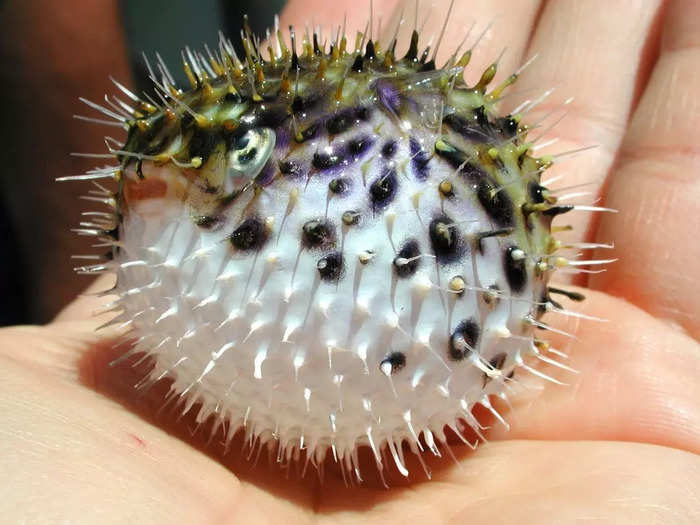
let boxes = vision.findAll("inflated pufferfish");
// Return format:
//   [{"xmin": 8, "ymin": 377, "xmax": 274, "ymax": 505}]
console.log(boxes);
[{"xmin": 68, "ymin": 11, "xmax": 599, "ymax": 483}]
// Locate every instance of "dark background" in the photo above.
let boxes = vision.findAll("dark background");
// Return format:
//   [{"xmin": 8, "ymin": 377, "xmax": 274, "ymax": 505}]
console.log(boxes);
[
  {"xmin": 0, "ymin": 0, "xmax": 285, "ymax": 326},
  {"xmin": 122, "ymin": 0, "xmax": 285, "ymax": 94}
]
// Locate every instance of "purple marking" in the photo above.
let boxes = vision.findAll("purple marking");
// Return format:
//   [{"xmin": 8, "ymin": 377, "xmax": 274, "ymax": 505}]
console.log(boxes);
[
  {"xmin": 381, "ymin": 140, "xmax": 397, "ymax": 158},
  {"xmin": 409, "ymin": 137, "xmax": 430, "ymax": 180},
  {"xmin": 274, "ymin": 126, "xmax": 292, "ymax": 151},
  {"xmin": 254, "ymin": 159, "xmax": 277, "ymax": 186},
  {"xmin": 374, "ymin": 79, "xmax": 401, "ymax": 115},
  {"xmin": 347, "ymin": 135, "xmax": 375, "ymax": 160}
]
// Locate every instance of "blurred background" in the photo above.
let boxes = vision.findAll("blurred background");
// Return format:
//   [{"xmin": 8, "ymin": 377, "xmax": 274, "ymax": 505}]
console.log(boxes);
[{"xmin": 0, "ymin": 0, "xmax": 285, "ymax": 326}]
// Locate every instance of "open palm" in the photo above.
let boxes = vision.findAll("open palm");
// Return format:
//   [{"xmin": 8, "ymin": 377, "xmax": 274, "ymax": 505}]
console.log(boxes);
[{"xmin": 2, "ymin": 0, "xmax": 699, "ymax": 523}]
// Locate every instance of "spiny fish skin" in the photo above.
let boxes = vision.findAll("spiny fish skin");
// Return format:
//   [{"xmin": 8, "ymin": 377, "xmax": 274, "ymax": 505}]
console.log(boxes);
[{"xmin": 72, "ymin": 21, "xmax": 578, "ymax": 481}]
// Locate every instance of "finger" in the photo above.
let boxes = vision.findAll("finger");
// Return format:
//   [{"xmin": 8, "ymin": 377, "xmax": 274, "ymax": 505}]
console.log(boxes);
[
  {"xmin": 0, "ymin": 351, "xmax": 316, "ymax": 523},
  {"xmin": 512, "ymin": 0, "xmax": 665, "ymax": 252},
  {"xmin": 52, "ymin": 274, "xmax": 117, "ymax": 324},
  {"xmin": 381, "ymin": 0, "xmax": 543, "ymax": 83},
  {"xmin": 278, "ymin": 0, "xmax": 401, "ymax": 41},
  {"xmin": 0, "ymin": 0, "xmax": 132, "ymax": 322},
  {"xmin": 1, "ymin": 273, "xmax": 120, "ymax": 381},
  {"xmin": 278, "ymin": 0, "xmax": 543, "ymax": 84},
  {"xmin": 485, "ymin": 288, "xmax": 700, "ymax": 457},
  {"xmin": 316, "ymin": 441, "xmax": 700, "ymax": 523},
  {"xmin": 589, "ymin": 0, "xmax": 700, "ymax": 338}
]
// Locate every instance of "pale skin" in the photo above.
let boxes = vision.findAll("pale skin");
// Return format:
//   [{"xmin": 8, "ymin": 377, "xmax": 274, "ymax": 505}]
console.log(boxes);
[{"xmin": 1, "ymin": 0, "xmax": 699, "ymax": 522}]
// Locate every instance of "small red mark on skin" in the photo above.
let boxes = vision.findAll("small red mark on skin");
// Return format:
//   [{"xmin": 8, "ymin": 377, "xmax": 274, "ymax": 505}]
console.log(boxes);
[
  {"xmin": 124, "ymin": 177, "xmax": 168, "ymax": 202},
  {"xmin": 127, "ymin": 433, "xmax": 146, "ymax": 449}
]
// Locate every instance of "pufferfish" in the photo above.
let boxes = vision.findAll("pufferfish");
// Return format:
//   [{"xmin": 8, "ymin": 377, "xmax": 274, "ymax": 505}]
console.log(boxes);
[{"xmin": 66, "ymin": 11, "xmax": 605, "ymax": 483}]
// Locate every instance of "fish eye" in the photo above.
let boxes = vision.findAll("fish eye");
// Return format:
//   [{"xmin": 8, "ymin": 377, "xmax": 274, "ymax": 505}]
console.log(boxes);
[
  {"xmin": 234, "ymin": 133, "xmax": 250, "ymax": 150},
  {"xmin": 228, "ymin": 128, "xmax": 275, "ymax": 182}
]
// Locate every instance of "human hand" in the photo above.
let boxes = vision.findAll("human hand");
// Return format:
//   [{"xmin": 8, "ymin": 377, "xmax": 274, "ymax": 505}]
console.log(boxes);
[{"xmin": 1, "ymin": 0, "xmax": 699, "ymax": 523}]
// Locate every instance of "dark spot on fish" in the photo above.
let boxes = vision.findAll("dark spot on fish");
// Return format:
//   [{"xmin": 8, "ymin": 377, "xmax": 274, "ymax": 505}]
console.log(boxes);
[
  {"xmin": 434, "ymin": 141, "xmax": 513, "ymax": 227},
  {"xmin": 369, "ymin": 168, "xmax": 398, "ymax": 210},
  {"xmin": 326, "ymin": 111, "xmax": 353, "ymax": 135},
  {"xmin": 279, "ymin": 159, "xmax": 303, "ymax": 177},
  {"xmin": 193, "ymin": 215, "xmax": 220, "ymax": 229},
  {"xmin": 329, "ymin": 177, "xmax": 350, "ymax": 194},
  {"xmin": 380, "ymin": 352, "xmax": 406, "ymax": 374},
  {"xmin": 187, "ymin": 127, "xmax": 219, "ymax": 165},
  {"xmin": 444, "ymin": 113, "xmax": 491, "ymax": 142},
  {"xmin": 348, "ymin": 135, "xmax": 373, "ymax": 157},
  {"xmin": 312, "ymin": 150, "xmax": 344, "ymax": 171},
  {"xmin": 230, "ymin": 217, "xmax": 268, "ymax": 251},
  {"xmin": 429, "ymin": 214, "xmax": 463, "ymax": 263},
  {"xmin": 381, "ymin": 140, "xmax": 397, "ymax": 158},
  {"xmin": 302, "ymin": 219, "xmax": 336, "ymax": 249},
  {"xmin": 529, "ymin": 182, "xmax": 546, "ymax": 203},
  {"xmin": 317, "ymin": 252, "xmax": 344, "ymax": 282},
  {"xmin": 409, "ymin": 137, "xmax": 430, "ymax": 180},
  {"xmin": 496, "ymin": 115, "xmax": 518, "ymax": 138},
  {"xmin": 393, "ymin": 239, "xmax": 421, "ymax": 278},
  {"xmin": 448, "ymin": 319, "xmax": 480, "ymax": 361},
  {"xmin": 504, "ymin": 245, "xmax": 527, "ymax": 294},
  {"xmin": 356, "ymin": 107, "xmax": 371, "ymax": 121},
  {"xmin": 476, "ymin": 178, "xmax": 515, "ymax": 228}
]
